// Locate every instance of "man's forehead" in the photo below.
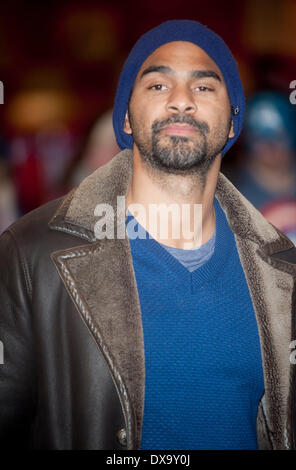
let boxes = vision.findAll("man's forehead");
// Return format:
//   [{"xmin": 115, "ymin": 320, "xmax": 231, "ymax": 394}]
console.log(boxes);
[{"xmin": 137, "ymin": 41, "xmax": 221, "ymax": 78}]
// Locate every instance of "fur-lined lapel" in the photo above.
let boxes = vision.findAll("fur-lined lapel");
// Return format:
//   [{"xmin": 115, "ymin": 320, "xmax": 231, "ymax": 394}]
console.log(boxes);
[
  {"xmin": 216, "ymin": 175, "xmax": 296, "ymax": 450},
  {"xmin": 51, "ymin": 235, "xmax": 144, "ymax": 450},
  {"xmin": 50, "ymin": 150, "xmax": 144, "ymax": 449},
  {"xmin": 49, "ymin": 150, "xmax": 296, "ymax": 450}
]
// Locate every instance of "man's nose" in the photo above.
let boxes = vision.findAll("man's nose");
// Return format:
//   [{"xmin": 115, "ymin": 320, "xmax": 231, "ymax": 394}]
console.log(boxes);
[{"xmin": 166, "ymin": 85, "xmax": 197, "ymax": 114}]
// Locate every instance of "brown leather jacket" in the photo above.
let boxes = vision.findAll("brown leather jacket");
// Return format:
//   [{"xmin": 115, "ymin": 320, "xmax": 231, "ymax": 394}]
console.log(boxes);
[{"xmin": 0, "ymin": 150, "xmax": 296, "ymax": 449}]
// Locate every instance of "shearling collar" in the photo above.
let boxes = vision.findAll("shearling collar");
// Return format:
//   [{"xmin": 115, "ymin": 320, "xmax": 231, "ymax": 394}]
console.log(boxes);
[{"xmin": 49, "ymin": 149, "xmax": 294, "ymax": 258}]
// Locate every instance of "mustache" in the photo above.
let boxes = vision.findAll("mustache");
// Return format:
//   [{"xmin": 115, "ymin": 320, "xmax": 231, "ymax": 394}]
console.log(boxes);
[{"xmin": 152, "ymin": 114, "xmax": 210, "ymax": 135}]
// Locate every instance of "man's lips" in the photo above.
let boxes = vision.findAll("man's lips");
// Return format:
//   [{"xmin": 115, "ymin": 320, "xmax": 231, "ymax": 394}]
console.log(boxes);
[{"xmin": 160, "ymin": 124, "xmax": 197, "ymax": 136}]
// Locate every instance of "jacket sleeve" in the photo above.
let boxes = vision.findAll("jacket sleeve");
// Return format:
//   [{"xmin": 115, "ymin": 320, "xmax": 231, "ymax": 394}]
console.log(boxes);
[{"xmin": 0, "ymin": 228, "xmax": 37, "ymax": 448}]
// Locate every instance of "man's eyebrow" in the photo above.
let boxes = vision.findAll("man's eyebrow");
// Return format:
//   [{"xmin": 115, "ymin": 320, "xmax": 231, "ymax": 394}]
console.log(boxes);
[
  {"xmin": 139, "ymin": 65, "xmax": 222, "ymax": 82},
  {"xmin": 140, "ymin": 65, "xmax": 174, "ymax": 79},
  {"xmin": 190, "ymin": 70, "xmax": 222, "ymax": 82}
]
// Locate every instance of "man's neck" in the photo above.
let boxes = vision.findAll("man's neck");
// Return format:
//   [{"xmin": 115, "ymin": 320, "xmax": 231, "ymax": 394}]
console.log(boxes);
[{"xmin": 126, "ymin": 149, "xmax": 221, "ymax": 249}]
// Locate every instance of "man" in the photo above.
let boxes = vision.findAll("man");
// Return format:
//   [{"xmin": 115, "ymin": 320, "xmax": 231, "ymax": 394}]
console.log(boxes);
[{"xmin": 0, "ymin": 20, "xmax": 295, "ymax": 450}]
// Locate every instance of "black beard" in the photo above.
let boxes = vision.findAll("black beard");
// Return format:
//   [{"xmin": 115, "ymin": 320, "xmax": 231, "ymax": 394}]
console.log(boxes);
[{"xmin": 131, "ymin": 114, "xmax": 231, "ymax": 177}]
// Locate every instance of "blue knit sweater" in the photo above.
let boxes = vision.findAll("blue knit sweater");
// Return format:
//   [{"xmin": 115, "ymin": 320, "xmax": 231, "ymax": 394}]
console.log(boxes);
[{"xmin": 127, "ymin": 198, "xmax": 265, "ymax": 450}]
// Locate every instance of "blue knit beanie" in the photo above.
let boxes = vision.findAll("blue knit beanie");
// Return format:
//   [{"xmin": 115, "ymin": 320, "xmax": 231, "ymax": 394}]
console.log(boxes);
[{"xmin": 113, "ymin": 19, "xmax": 245, "ymax": 156}]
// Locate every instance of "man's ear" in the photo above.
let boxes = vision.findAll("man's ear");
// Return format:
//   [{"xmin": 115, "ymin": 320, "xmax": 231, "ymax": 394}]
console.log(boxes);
[
  {"xmin": 228, "ymin": 119, "xmax": 235, "ymax": 139},
  {"xmin": 124, "ymin": 111, "xmax": 132, "ymax": 135}
]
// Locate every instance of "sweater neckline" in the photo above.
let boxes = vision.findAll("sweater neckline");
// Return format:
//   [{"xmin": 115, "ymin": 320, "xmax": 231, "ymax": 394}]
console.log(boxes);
[{"xmin": 127, "ymin": 197, "xmax": 233, "ymax": 292}]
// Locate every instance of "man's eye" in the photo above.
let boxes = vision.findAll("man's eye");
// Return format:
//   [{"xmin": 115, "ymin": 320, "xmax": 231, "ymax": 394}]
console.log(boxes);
[
  {"xmin": 195, "ymin": 85, "xmax": 213, "ymax": 92},
  {"xmin": 149, "ymin": 84, "xmax": 167, "ymax": 91}
]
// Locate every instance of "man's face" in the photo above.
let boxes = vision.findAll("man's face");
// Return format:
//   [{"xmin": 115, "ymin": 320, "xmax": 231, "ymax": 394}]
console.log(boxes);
[{"xmin": 124, "ymin": 41, "xmax": 235, "ymax": 176}]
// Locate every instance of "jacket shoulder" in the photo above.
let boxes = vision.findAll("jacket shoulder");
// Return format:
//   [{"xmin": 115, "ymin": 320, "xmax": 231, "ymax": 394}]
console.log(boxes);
[
  {"xmin": 0, "ymin": 189, "xmax": 83, "ymax": 261},
  {"xmin": 2, "ymin": 196, "xmax": 66, "ymax": 243}
]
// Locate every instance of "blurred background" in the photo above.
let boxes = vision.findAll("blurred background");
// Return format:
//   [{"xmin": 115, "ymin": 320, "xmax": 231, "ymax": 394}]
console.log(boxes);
[{"xmin": 1, "ymin": 0, "xmax": 296, "ymax": 241}]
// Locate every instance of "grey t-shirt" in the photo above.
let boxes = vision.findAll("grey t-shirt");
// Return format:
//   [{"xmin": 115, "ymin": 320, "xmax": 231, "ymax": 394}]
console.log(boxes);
[{"xmin": 159, "ymin": 230, "xmax": 216, "ymax": 272}]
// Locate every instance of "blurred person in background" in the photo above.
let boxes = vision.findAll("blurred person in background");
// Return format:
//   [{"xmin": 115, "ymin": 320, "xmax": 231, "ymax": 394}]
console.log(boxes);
[
  {"xmin": 233, "ymin": 91, "xmax": 296, "ymax": 243},
  {"xmin": 7, "ymin": 84, "xmax": 78, "ymax": 215},
  {"xmin": 61, "ymin": 109, "xmax": 119, "ymax": 190}
]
